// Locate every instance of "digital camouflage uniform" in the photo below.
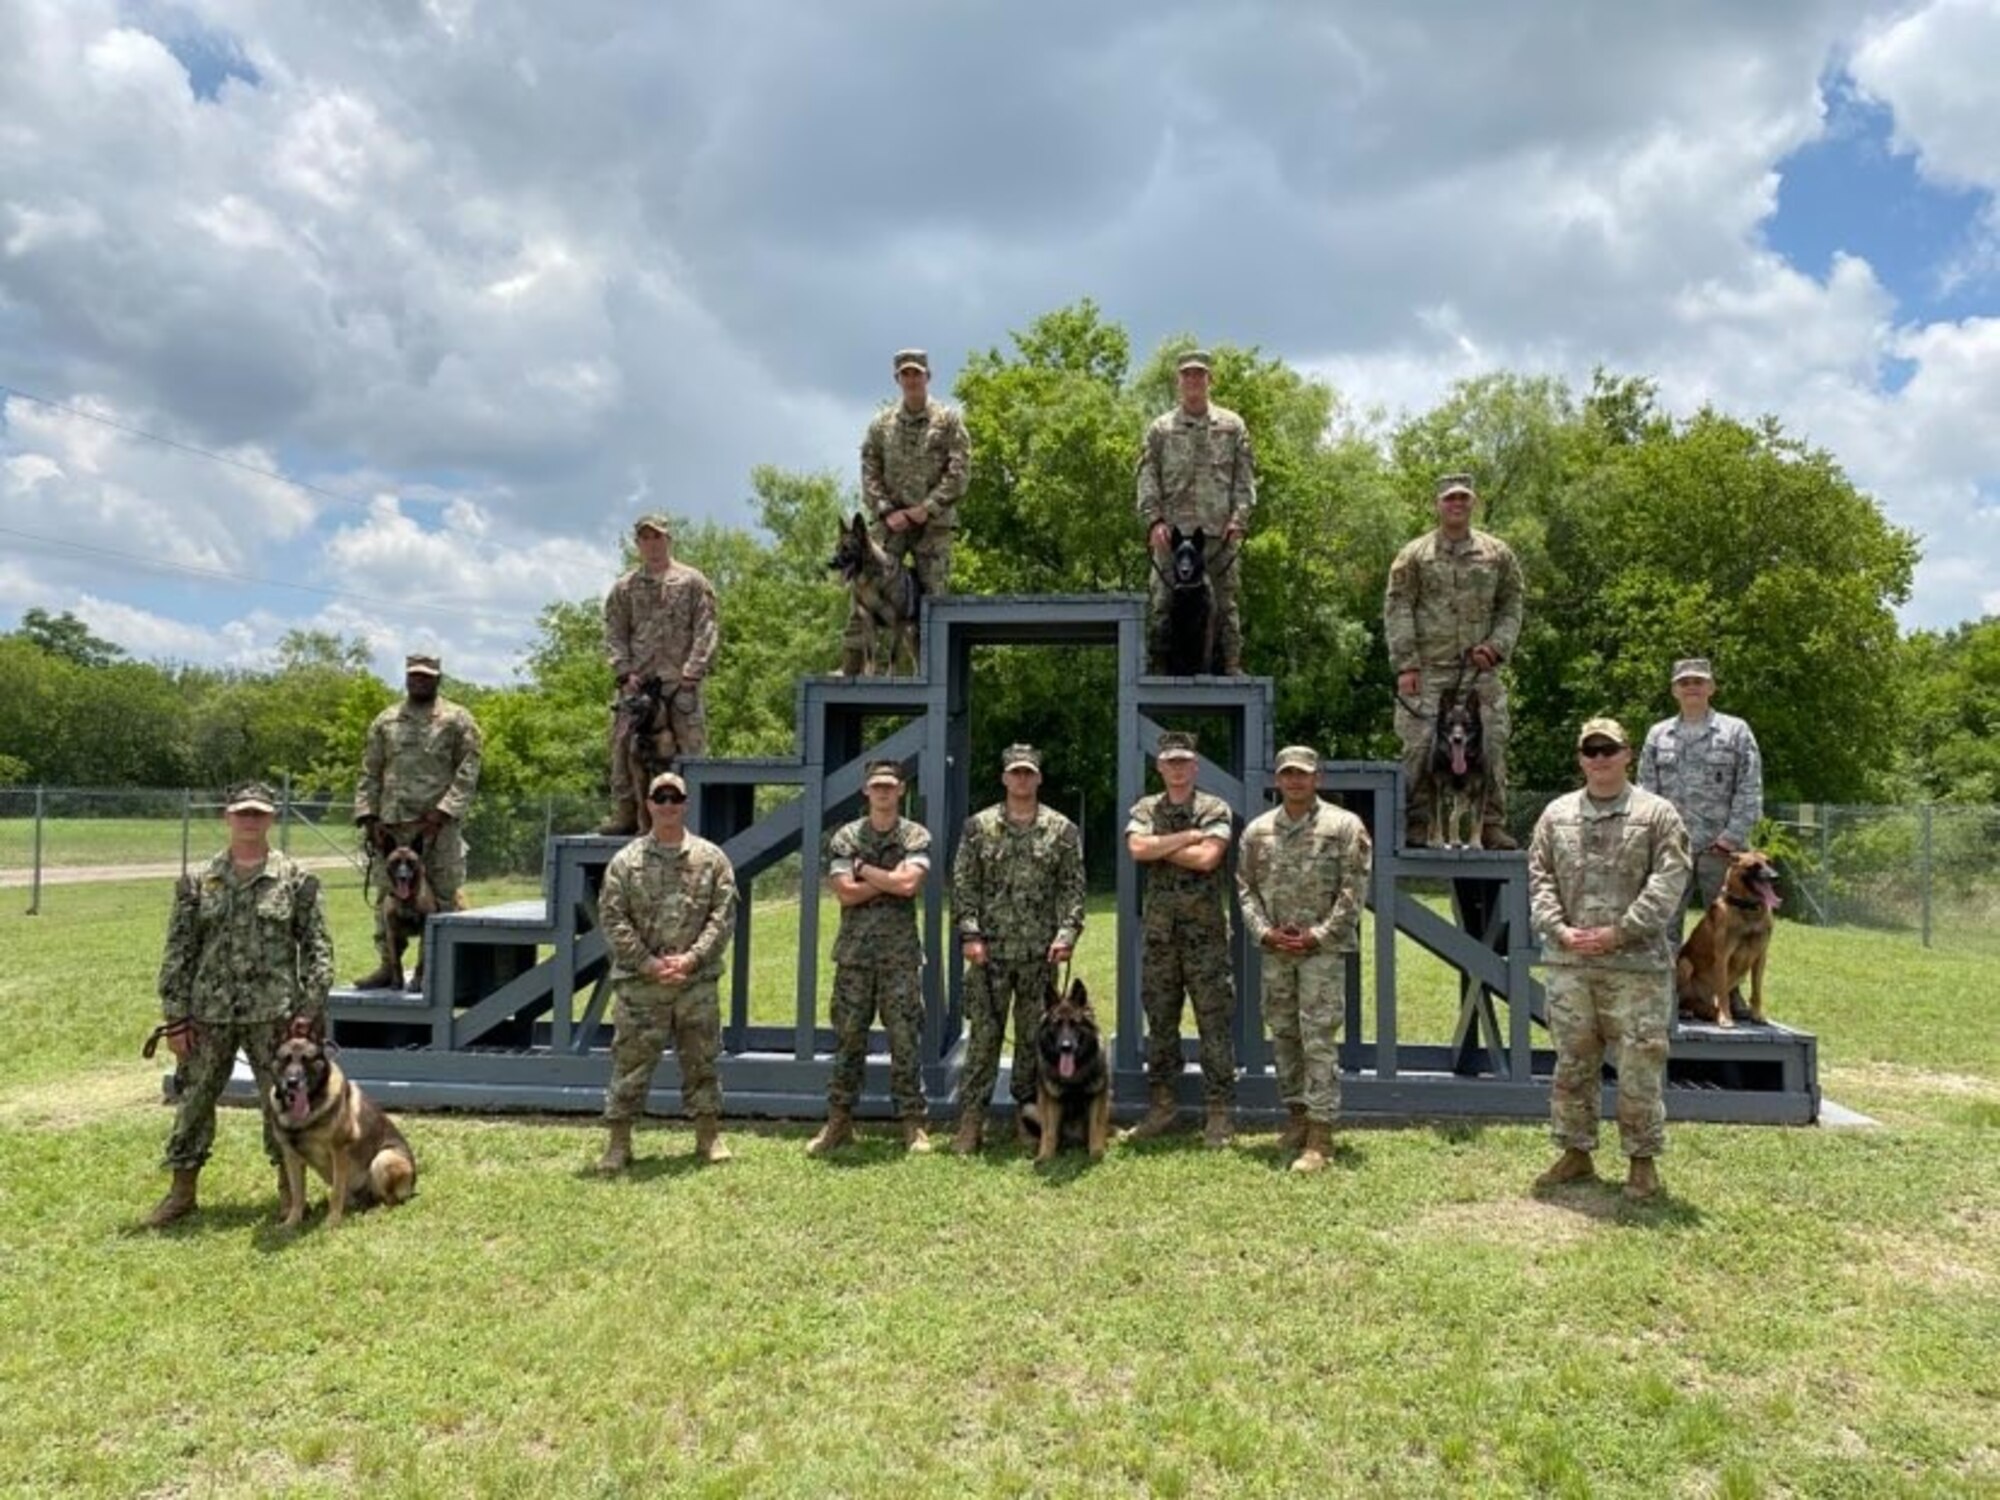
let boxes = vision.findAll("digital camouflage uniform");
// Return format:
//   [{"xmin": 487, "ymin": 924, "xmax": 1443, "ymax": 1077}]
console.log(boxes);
[
  {"xmin": 1128, "ymin": 788, "xmax": 1238, "ymax": 1104},
  {"xmin": 599, "ymin": 831, "xmax": 739, "ymax": 1122},
  {"xmin": 1383, "ymin": 527, "xmax": 1524, "ymax": 829},
  {"xmin": 156, "ymin": 849, "xmax": 334, "ymax": 1170},
  {"xmin": 950, "ymin": 803, "xmax": 1086, "ymax": 1113},
  {"xmin": 355, "ymin": 694, "xmax": 482, "ymax": 963},
  {"xmin": 1639, "ymin": 710, "xmax": 1763, "ymax": 915},
  {"xmin": 826, "ymin": 816, "xmax": 933, "ymax": 1119},
  {"xmin": 1136, "ymin": 401, "xmax": 1256, "ymax": 672},
  {"xmin": 1528, "ymin": 785, "xmax": 1691, "ymax": 1159},
  {"xmin": 847, "ymin": 397, "xmax": 970, "ymax": 667},
  {"xmin": 1237, "ymin": 800, "xmax": 1371, "ymax": 1124},
  {"xmin": 603, "ymin": 558, "xmax": 720, "ymax": 815}
]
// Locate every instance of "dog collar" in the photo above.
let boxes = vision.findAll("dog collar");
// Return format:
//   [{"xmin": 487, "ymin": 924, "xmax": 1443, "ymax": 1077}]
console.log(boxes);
[{"xmin": 1724, "ymin": 894, "xmax": 1763, "ymax": 910}]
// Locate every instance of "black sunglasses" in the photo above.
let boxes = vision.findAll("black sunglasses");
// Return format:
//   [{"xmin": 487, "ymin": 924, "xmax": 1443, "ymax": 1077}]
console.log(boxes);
[
  {"xmin": 649, "ymin": 790, "xmax": 687, "ymax": 805},
  {"xmin": 1579, "ymin": 742, "xmax": 1624, "ymax": 759}
]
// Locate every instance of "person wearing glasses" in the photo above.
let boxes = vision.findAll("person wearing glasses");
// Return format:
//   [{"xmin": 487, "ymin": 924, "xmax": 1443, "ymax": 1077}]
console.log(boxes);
[
  {"xmin": 1526, "ymin": 718, "xmax": 1690, "ymax": 1203},
  {"xmin": 595, "ymin": 770, "xmax": 740, "ymax": 1174}
]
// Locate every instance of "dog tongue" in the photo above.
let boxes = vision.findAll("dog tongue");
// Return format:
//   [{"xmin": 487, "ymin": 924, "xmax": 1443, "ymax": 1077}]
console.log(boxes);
[
  {"xmin": 1450, "ymin": 744, "xmax": 1468, "ymax": 777},
  {"xmin": 287, "ymin": 1089, "xmax": 311, "ymax": 1122},
  {"xmin": 1058, "ymin": 1053, "xmax": 1076, "ymax": 1080},
  {"xmin": 1759, "ymin": 888, "xmax": 1782, "ymax": 911}
]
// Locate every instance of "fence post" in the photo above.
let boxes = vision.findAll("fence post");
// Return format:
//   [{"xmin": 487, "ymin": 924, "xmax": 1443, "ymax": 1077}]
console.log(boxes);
[
  {"xmin": 27, "ymin": 784, "xmax": 44, "ymax": 917},
  {"xmin": 280, "ymin": 773, "xmax": 293, "ymax": 854},
  {"xmin": 1920, "ymin": 802, "xmax": 1933, "ymax": 950},
  {"xmin": 180, "ymin": 787, "xmax": 192, "ymax": 877},
  {"xmin": 1817, "ymin": 811, "xmax": 1831, "ymax": 927}
]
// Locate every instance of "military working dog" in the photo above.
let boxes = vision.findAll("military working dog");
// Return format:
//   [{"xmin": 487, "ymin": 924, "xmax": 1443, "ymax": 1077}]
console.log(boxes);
[
  {"xmin": 1426, "ymin": 691, "xmax": 1487, "ymax": 849},
  {"xmin": 612, "ymin": 674, "xmax": 682, "ymax": 830},
  {"xmin": 372, "ymin": 833, "xmax": 439, "ymax": 992},
  {"xmin": 1676, "ymin": 850, "xmax": 1782, "ymax": 1027},
  {"xmin": 1155, "ymin": 525, "xmax": 1223, "ymax": 676},
  {"xmin": 830, "ymin": 512, "xmax": 923, "ymax": 676},
  {"xmin": 269, "ymin": 1015, "xmax": 417, "ymax": 1229},
  {"xmin": 1031, "ymin": 978, "xmax": 1111, "ymax": 1164}
]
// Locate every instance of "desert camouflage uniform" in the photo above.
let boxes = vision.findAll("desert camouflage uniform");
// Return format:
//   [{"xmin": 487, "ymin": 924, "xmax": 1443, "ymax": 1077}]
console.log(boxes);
[
  {"xmin": 1128, "ymin": 788, "xmax": 1238, "ymax": 1104},
  {"xmin": 1237, "ymin": 800, "xmax": 1371, "ymax": 1124},
  {"xmin": 604, "ymin": 560, "xmax": 720, "ymax": 810},
  {"xmin": 1528, "ymin": 786, "xmax": 1691, "ymax": 1158},
  {"xmin": 846, "ymin": 398, "xmax": 970, "ymax": 662},
  {"xmin": 599, "ymin": 832, "xmax": 739, "ymax": 1121},
  {"xmin": 950, "ymin": 803, "xmax": 1086, "ymax": 1112},
  {"xmin": 1383, "ymin": 528, "xmax": 1524, "ymax": 827},
  {"xmin": 1639, "ymin": 710, "xmax": 1763, "ymax": 913},
  {"xmin": 1136, "ymin": 403, "xmax": 1256, "ymax": 670},
  {"xmin": 156, "ymin": 849, "xmax": 334, "ymax": 1170},
  {"xmin": 355, "ymin": 694, "xmax": 482, "ymax": 960},
  {"xmin": 826, "ymin": 816, "xmax": 933, "ymax": 1119}
]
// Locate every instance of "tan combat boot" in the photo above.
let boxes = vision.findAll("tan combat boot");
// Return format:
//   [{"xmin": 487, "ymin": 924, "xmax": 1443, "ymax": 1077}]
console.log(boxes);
[
  {"xmin": 145, "ymin": 1167, "xmax": 200, "ymax": 1228},
  {"xmin": 1623, "ymin": 1157, "xmax": 1661, "ymax": 1202},
  {"xmin": 1533, "ymin": 1147, "xmax": 1596, "ymax": 1190},
  {"xmin": 351, "ymin": 960, "xmax": 400, "ymax": 991},
  {"xmin": 1404, "ymin": 816, "xmax": 1430, "ymax": 850},
  {"xmin": 1277, "ymin": 1103, "xmax": 1308, "ymax": 1154},
  {"xmin": 693, "ymin": 1115, "xmax": 732, "ymax": 1164},
  {"xmin": 903, "ymin": 1119, "xmax": 933, "ymax": 1155},
  {"xmin": 835, "ymin": 647, "xmax": 868, "ymax": 679},
  {"xmin": 1123, "ymin": 1084, "xmax": 1180, "ymax": 1141},
  {"xmin": 595, "ymin": 1119, "xmax": 634, "ymax": 1175},
  {"xmin": 1480, "ymin": 823, "xmax": 1519, "ymax": 851},
  {"xmin": 806, "ymin": 1108, "xmax": 854, "ymax": 1157},
  {"xmin": 1203, "ymin": 1104, "xmax": 1236, "ymax": 1149},
  {"xmin": 1290, "ymin": 1121, "xmax": 1331, "ymax": 1174},
  {"xmin": 949, "ymin": 1111, "xmax": 984, "ymax": 1156}
]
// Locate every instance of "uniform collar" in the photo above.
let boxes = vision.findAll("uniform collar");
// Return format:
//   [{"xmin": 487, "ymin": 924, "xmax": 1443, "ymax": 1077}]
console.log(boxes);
[{"xmin": 1579, "ymin": 786, "xmax": 1634, "ymax": 820}]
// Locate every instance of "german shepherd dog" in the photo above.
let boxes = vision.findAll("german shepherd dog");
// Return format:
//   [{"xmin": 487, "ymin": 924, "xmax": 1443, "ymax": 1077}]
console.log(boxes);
[
  {"xmin": 269, "ymin": 1015, "xmax": 417, "ymax": 1228},
  {"xmin": 1426, "ymin": 691, "xmax": 1487, "ymax": 849},
  {"xmin": 1676, "ymin": 851, "xmax": 1782, "ymax": 1026},
  {"xmin": 829, "ymin": 512, "xmax": 922, "ymax": 676},
  {"xmin": 1031, "ymin": 978, "xmax": 1111, "ymax": 1163},
  {"xmin": 377, "ymin": 834, "xmax": 439, "ymax": 992},
  {"xmin": 614, "ymin": 674, "xmax": 681, "ymax": 827},
  {"xmin": 1156, "ymin": 525, "xmax": 1222, "ymax": 676}
]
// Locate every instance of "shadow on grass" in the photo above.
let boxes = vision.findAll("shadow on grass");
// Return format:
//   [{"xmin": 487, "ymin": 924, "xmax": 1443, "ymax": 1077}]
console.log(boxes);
[
  {"xmin": 1530, "ymin": 1177, "xmax": 1706, "ymax": 1230},
  {"xmin": 120, "ymin": 1199, "xmax": 277, "ymax": 1241}
]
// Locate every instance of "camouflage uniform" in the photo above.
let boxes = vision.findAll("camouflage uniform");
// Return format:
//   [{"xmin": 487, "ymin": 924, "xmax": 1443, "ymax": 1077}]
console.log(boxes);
[
  {"xmin": 1639, "ymin": 710, "xmax": 1764, "ymax": 913},
  {"xmin": 1528, "ymin": 785, "xmax": 1691, "ymax": 1159},
  {"xmin": 355, "ymin": 693, "xmax": 482, "ymax": 961},
  {"xmin": 950, "ymin": 803, "xmax": 1086, "ymax": 1113},
  {"xmin": 1237, "ymin": 800, "xmax": 1371, "ymax": 1123},
  {"xmin": 156, "ymin": 849, "xmax": 334, "ymax": 1170},
  {"xmin": 603, "ymin": 557, "xmax": 720, "ymax": 810},
  {"xmin": 1127, "ymin": 788, "xmax": 1238, "ymax": 1103},
  {"xmin": 1383, "ymin": 528, "xmax": 1524, "ymax": 828},
  {"xmin": 599, "ymin": 831, "xmax": 739, "ymax": 1122},
  {"xmin": 847, "ymin": 396, "xmax": 969, "ymax": 665},
  {"xmin": 1136, "ymin": 400, "xmax": 1256, "ymax": 671},
  {"xmin": 826, "ymin": 816, "xmax": 933, "ymax": 1119}
]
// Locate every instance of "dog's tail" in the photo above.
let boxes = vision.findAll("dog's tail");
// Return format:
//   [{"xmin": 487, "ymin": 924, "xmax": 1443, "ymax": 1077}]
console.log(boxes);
[{"xmin": 370, "ymin": 1148, "xmax": 417, "ymax": 1206}]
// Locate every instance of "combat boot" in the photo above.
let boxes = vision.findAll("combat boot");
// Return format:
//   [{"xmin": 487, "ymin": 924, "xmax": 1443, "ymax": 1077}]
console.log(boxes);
[
  {"xmin": 1203, "ymin": 1104, "xmax": 1236, "ymax": 1149},
  {"xmin": 1533, "ymin": 1147, "xmax": 1596, "ymax": 1190},
  {"xmin": 1480, "ymin": 823, "xmax": 1518, "ymax": 851},
  {"xmin": 1123, "ymin": 1084, "xmax": 1180, "ymax": 1141},
  {"xmin": 834, "ymin": 647, "xmax": 868, "ymax": 678},
  {"xmin": 351, "ymin": 960, "xmax": 400, "ymax": 991},
  {"xmin": 1222, "ymin": 654, "xmax": 1244, "ymax": 677},
  {"xmin": 1404, "ymin": 816, "xmax": 1430, "ymax": 850},
  {"xmin": 950, "ymin": 1111, "xmax": 984, "ymax": 1156},
  {"xmin": 595, "ymin": 1120, "xmax": 633, "ymax": 1175},
  {"xmin": 145, "ymin": 1167, "xmax": 199, "ymax": 1228},
  {"xmin": 806, "ymin": 1108, "xmax": 854, "ymax": 1157},
  {"xmin": 596, "ymin": 807, "xmax": 640, "ymax": 837},
  {"xmin": 1290, "ymin": 1121, "xmax": 1332, "ymax": 1174},
  {"xmin": 1623, "ymin": 1157, "xmax": 1661, "ymax": 1202},
  {"xmin": 902, "ymin": 1119, "xmax": 933, "ymax": 1155},
  {"xmin": 1277, "ymin": 1103, "xmax": 1308, "ymax": 1153},
  {"xmin": 693, "ymin": 1115, "xmax": 731, "ymax": 1164}
]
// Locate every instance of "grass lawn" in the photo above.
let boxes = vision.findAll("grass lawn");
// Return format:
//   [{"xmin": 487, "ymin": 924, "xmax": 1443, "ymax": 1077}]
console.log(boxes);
[{"xmin": 1, "ymin": 880, "xmax": 1996, "ymax": 1497}]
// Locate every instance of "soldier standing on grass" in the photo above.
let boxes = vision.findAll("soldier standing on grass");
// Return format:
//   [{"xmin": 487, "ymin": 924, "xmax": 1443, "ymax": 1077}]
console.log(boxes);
[
  {"xmin": 1639, "ymin": 656, "xmax": 1764, "ymax": 936},
  {"xmin": 1527, "ymin": 718, "xmax": 1691, "ymax": 1203},
  {"xmin": 352, "ymin": 653, "xmax": 482, "ymax": 990},
  {"xmin": 1124, "ymin": 731, "xmax": 1239, "ymax": 1147},
  {"xmin": 807, "ymin": 761, "xmax": 935, "ymax": 1156},
  {"xmin": 948, "ymin": 743, "xmax": 1087, "ymax": 1154},
  {"xmin": 595, "ymin": 769, "xmax": 740, "ymax": 1174},
  {"xmin": 146, "ymin": 781, "xmax": 333, "ymax": 1228},
  {"xmin": 1236, "ymin": 746, "xmax": 1371, "ymax": 1173}
]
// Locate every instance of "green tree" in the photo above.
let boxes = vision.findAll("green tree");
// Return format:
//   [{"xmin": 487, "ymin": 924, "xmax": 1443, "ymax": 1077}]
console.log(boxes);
[{"xmin": 11, "ymin": 607, "xmax": 125, "ymax": 667}]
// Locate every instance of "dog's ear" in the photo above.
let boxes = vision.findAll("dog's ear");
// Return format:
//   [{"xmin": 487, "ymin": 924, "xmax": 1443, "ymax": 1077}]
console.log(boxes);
[
  {"xmin": 1169, "ymin": 525, "xmax": 1185, "ymax": 546},
  {"xmin": 1192, "ymin": 526, "xmax": 1206, "ymax": 548},
  {"xmin": 1044, "ymin": 984, "xmax": 1064, "ymax": 1010},
  {"xmin": 1067, "ymin": 977, "xmax": 1089, "ymax": 1008},
  {"xmin": 849, "ymin": 512, "xmax": 867, "ymax": 536}
]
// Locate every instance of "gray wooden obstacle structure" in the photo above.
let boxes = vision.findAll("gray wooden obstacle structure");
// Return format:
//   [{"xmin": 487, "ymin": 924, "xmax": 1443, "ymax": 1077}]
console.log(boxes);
[{"xmin": 317, "ymin": 591, "xmax": 1819, "ymax": 1125}]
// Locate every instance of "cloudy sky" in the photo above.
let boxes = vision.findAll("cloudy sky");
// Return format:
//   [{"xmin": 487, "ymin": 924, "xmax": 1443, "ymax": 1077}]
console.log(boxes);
[{"xmin": 3, "ymin": 0, "xmax": 1996, "ymax": 682}]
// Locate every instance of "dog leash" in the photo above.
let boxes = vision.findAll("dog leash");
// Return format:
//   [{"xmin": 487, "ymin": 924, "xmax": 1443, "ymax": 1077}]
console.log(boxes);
[
  {"xmin": 1147, "ymin": 536, "xmax": 1242, "ymax": 592},
  {"xmin": 1394, "ymin": 649, "xmax": 1476, "ymax": 720}
]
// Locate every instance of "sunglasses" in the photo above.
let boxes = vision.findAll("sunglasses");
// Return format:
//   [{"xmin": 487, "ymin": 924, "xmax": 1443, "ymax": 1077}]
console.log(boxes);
[
  {"xmin": 1579, "ymin": 742, "xmax": 1624, "ymax": 759},
  {"xmin": 648, "ymin": 790, "xmax": 687, "ymax": 805}
]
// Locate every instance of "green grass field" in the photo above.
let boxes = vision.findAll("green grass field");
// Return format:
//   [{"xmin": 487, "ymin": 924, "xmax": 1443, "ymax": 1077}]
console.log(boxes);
[{"xmin": 1, "ymin": 879, "xmax": 1996, "ymax": 1498}]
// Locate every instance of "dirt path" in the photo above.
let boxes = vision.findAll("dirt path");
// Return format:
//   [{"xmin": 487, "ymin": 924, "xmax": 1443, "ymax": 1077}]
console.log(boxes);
[{"xmin": 0, "ymin": 855, "xmax": 354, "ymax": 888}]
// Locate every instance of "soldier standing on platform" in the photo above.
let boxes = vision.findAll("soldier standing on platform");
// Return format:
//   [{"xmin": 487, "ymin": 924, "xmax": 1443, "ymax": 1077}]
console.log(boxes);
[
  {"xmin": 352, "ymin": 654, "xmax": 482, "ymax": 990},
  {"xmin": 595, "ymin": 769, "xmax": 740, "ymax": 1174},
  {"xmin": 948, "ymin": 743, "xmax": 1087, "ymax": 1154},
  {"xmin": 807, "ymin": 761, "xmax": 936, "ymax": 1156},
  {"xmin": 1236, "ymin": 746, "xmax": 1371, "ymax": 1173},
  {"xmin": 1527, "ymin": 718, "xmax": 1691, "ymax": 1203},
  {"xmin": 600, "ymin": 513, "xmax": 720, "ymax": 835},
  {"xmin": 1137, "ymin": 350, "xmax": 1257, "ymax": 675},
  {"xmin": 843, "ymin": 349, "xmax": 970, "ymax": 677},
  {"xmin": 1125, "ymin": 730, "xmax": 1240, "ymax": 1146},
  {"xmin": 1638, "ymin": 657, "xmax": 1764, "ymax": 931},
  {"xmin": 1383, "ymin": 473, "xmax": 1524, "ymax": 848}
]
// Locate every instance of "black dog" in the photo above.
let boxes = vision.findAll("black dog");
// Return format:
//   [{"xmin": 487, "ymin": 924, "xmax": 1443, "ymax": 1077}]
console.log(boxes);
[
  {"xmin": 1426, "ymin": 691, "xmax": 1487, "ymax": 849},
  {"xmin": 1031, "ymin": 978, "xmax": 1111, "ymax": 1163},
  {"xmin": 613, "ymin": 674, "xmax": 680, "ymax": 827},
  {"xmin": 1155, "ymin": 525, "xmax": 1222, "ymax": 676},
  {"xmin": 829, "ymin": 512, "xmax": 922, "ymax": 676}
]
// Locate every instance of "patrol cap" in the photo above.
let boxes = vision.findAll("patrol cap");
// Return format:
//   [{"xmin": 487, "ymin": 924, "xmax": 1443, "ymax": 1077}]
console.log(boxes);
[
  {"xmin": 633, "ymin": 512, "xmax": 672, "ymax": 538},
  {"xmin": 893, "ymin": 349, "xmax": 929, "ymax": 374},
  {"xmin": 1435, "ymin": 473, "xmax": 1476, "ymax": 500},
  {"xmin": 224, "ymin": 780, "xmax": 278, "ymax": 813},
  {"xmin": 864, "ymin": 759, "xmax": 907, "ymax": 788},
  {"xmin": 1274, "ymin": 745, "xmax": 1320, "ymax": 774},
  {"xmin": 1671, "ymin": 657, "xmax": 1714, "ymax": 683},
  {"xmin": 1176, "ymin": 349, "xmax": 1212, "ymax": 373},
  {"xmin": 648, "ymin": 770, "xmax": 687, "ymax": 796},
  {"xmin": 1156, "ymin": 730, "xmax": 1199, "ymax": 761},
  {"xmin": 404, "ymin": 653, "xmax": 442, "ymax": 677},
  {"xmin": 1576, "ymin": 717, "xmax": 1629, "ymax": 750},
  {"xmin": 1002, "ymin": 743, "xmax": 1042, "ymax": 773}
]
